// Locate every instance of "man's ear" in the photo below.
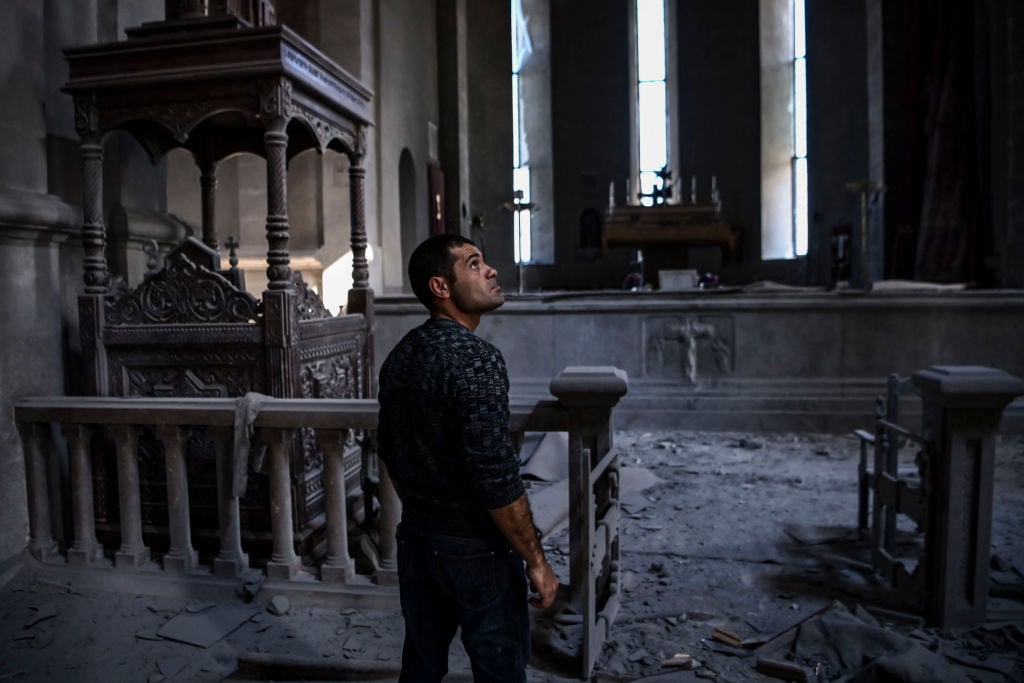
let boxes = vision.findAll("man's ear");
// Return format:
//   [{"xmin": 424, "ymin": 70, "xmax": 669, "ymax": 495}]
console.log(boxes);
[{"xmin": 428, "ymin": 275, "xmax": 450, "ymax": 299}]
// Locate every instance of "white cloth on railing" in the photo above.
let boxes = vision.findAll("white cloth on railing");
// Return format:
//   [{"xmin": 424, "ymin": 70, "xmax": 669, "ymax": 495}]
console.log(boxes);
[{"xmin": 232, "ymin": 392, "xmax": 271, "ymax": 497}]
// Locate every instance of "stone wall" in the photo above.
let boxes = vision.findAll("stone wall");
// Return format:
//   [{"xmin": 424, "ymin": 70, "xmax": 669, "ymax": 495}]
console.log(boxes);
[{"xmin": 374, "ymin": 291, "xmax": 1024, "ymax": 433}]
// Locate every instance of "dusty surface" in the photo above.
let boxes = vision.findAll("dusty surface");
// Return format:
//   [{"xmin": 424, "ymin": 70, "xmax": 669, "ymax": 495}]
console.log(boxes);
[{"xmin": 1, "ymin": 430, "xmax": 1022, "ymax": 682}]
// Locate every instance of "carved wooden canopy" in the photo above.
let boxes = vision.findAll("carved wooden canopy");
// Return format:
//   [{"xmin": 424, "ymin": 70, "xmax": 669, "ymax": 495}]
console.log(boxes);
[
  {"xmin": 62, "ymin": 16, "xmax": 374, "ymax": 297},
  {"xmin": 63, "ymin": 19, "xmax": 372, "ymax": 164}
]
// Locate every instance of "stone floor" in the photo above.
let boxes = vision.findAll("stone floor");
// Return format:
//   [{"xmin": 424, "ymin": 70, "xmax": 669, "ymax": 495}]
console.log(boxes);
[{"xmin": 1, "ymin": 430, "xmax": 1022, "ymax": 682}]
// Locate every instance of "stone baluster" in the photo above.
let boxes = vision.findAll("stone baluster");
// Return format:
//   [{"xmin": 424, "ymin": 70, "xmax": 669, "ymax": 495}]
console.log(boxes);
[
  {"xmin": 62, "ymin": 424, "xmax": 102, "ymax": 565},
  {"xmin": 210, "ymin": 426, "xmax": 248, "ymax": 576},
  {"xmin": 913, "ymin": 366, "xmax": 1024, "ymax": 629},
  {"xmin": 15, "ymin": 422, "xmax": 59, "ymax": 563},
  {"xmin": 316, "ymin": 429, "xmax": 355, "ymax": 582},
  {"xmin": 263, "ymin": 427, "xmax": 301, "ymax": 579},
  {"xmin": 109, "ymin": 425, "xmax": 150, "ymax": 568},
  {"xmin": 376, "ymin": 458, "xmax": 400, "ymax": 586},
  {"xmin": 155, "ymin": 425, "xmax": 198, "ymax": 572}
]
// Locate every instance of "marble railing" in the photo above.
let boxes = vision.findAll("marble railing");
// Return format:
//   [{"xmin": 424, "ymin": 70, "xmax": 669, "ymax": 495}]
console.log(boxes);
[{"xmin": 14, "ymin": 366, "xmax": 628, "ymax": 679}]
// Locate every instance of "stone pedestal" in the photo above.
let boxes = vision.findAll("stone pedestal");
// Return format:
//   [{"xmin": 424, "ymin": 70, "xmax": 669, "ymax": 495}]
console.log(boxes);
[{"xmin": 913, "ymin": 365, "xmax": 1024, "ymax": 629}]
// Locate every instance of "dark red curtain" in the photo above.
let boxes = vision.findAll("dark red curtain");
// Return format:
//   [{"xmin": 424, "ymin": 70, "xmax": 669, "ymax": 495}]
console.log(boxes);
[{"xmin": 887, "ymin": 0, "xmax": 990, "ymax": 283}]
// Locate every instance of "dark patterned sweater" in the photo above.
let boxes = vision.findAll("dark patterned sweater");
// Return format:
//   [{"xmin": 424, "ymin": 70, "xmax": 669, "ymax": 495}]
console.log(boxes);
[{"xmin": 377, "ymin": 317, "xmax": 524, "ymax": 541}]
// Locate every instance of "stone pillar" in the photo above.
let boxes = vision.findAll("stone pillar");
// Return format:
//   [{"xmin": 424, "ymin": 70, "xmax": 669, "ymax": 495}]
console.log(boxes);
[
  {"xmin": 549, "ymin": 366, "xmax": 628, "ymax": 678},
  {"xmin": 912, "ymin": 366, "xmax": 1024, "ymax": 629},
  {"xmin": 548, "ymin": 367, "xmax": 627, "ymax": 614}
]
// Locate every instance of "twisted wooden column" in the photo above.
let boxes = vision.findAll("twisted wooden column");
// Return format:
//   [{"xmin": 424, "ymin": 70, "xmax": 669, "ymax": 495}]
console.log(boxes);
[
  {"xmin": 347, "ymin": 127, "xmax": 369, "ymax": 292},
  {"xmin": 199, "ymin": 158, "xmax": 219, "ymax": 251},
  {"xmin": 80, "ymin": 131, "xmax": 109, "ymax": 294},
  {"xmin": 346, "ymin": 127, "xmax": 374, "ymax": 397},
  {"xmin": 264, "ymin": 117, "xmax": 291, "ymax": 289}
]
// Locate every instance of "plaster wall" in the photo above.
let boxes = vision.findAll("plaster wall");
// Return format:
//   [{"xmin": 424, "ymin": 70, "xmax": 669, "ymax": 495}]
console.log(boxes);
[{"xmin": 375, "ymin": 0, "xmax": 440, "ymax": 293}]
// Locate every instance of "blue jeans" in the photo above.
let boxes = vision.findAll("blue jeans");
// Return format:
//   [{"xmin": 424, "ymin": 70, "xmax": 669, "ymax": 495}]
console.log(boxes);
[{"xmin": 396, "ymin": 524, "xmax": 530, "ymax": 683}]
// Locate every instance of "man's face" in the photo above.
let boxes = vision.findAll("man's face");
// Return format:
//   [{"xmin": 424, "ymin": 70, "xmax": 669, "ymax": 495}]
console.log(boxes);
[{"xmin": 446, "ymin": 243, "xmax": 504, "ymax": 314}]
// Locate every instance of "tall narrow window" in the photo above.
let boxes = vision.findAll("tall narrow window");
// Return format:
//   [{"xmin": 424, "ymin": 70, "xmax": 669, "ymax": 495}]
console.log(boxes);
[
  {"xmin": 634, "ymin": 0, "xmax": 668, "ymax": 206},
  {"xmin": 511, "ymin": 0, "xmax": 531, "ymax": 264},
  {"xmin": 792, "ymin": 0, "xmax": 808, "ymax": 256},
  {"xmin": 760, "ymin": 0, "xmax": 807, "ymax": 259}
]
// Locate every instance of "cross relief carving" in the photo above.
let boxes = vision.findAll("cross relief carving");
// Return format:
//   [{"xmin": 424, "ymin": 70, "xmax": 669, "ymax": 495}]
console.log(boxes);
[{"xmin": 645, "ymin": 315, "xmax": 734, "ymax": 384}]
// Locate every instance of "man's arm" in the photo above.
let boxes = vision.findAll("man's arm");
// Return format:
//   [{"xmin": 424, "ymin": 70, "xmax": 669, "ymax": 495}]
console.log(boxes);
[{"xmin": 489, "ymin": 494, "xmax": 559, "ymax": 608}]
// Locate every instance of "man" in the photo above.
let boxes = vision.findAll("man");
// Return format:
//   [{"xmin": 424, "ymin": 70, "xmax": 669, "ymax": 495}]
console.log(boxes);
[{"xmin": 377, "ymin": 234, "xmax": 559, "ymax": 682}]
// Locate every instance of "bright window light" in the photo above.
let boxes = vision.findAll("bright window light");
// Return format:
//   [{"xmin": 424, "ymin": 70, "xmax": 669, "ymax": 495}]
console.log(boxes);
[
  {"xmin": 792, "ymin": 0, "xmax": 808, "ymax": 256},
  {"xmin": 635, "ymin": 0, "xmax": 667, "ymax": 207},
  {"xmin": 511, "ymin": 0, "xmax": 531, "ymax": 263}
]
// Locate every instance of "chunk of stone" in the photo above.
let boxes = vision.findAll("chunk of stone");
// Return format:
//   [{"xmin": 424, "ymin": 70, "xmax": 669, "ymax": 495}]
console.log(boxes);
[
  {"xmin": 158, "ymin": 607, "xmax": 256, "ymax": 648},
  {"xmin": 267, "ymin": 595, "xmax": 291, "ymax": 616}
]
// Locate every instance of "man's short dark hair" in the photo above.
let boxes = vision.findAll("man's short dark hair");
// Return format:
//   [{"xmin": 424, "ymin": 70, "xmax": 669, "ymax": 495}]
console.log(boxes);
[{"xmin": 408, "ymin": 234, "xmax": 476, "ymax": 310}]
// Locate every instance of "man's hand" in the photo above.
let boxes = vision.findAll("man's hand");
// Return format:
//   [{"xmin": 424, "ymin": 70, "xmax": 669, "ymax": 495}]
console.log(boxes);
[
  {"xmin": 489, "ymin": 494, "xmax": 559, "ymax": 608},
  {"xmin": 527, "ymin": 558, "xmax": 559, "ymax": 608}
]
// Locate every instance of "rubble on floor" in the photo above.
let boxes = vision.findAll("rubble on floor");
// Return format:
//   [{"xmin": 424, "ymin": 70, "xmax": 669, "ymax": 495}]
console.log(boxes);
[{"xmin": 0, "ymin": 430, "xmax": 1021, "ymax": 682}]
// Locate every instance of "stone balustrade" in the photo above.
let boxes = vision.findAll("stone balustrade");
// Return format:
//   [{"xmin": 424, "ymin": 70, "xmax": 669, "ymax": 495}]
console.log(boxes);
[{"xmin": 14, "ymin": 366, "xmax": 627, "ymax": 679}]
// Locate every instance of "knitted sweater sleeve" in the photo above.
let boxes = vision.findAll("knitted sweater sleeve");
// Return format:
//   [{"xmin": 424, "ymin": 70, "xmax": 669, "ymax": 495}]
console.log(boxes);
[{"xmin": 452, "ymin": 343, "xmax": 524, "ymax": 509}]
